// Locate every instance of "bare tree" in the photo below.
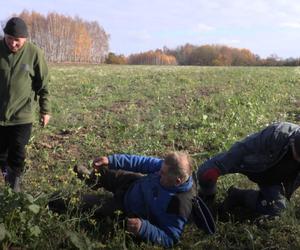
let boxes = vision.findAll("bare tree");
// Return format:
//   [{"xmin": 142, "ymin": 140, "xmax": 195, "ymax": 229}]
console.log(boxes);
[{"xmin": 16, "ymin": 10, "xmax": 109, "ymax": 63}]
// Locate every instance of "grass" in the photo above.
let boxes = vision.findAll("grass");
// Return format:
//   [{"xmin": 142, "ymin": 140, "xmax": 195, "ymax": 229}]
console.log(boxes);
[{"xmin": 1, "ymin": 65, "xmax": 300, "ymax": 249}]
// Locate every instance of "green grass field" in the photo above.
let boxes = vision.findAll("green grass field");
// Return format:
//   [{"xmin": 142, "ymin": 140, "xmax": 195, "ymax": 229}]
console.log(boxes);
[{"xmin": 1, "ymin": 65, "xmax": 300, "ymax": 249}]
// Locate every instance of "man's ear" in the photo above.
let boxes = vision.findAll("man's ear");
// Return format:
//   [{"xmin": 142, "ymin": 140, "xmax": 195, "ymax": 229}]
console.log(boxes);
[{"xmin": 175, "ymin": 177, "xmax": 182, "ymax": 186}]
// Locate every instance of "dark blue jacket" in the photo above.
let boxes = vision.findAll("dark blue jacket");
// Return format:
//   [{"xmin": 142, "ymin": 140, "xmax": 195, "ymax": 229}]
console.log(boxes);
[{"xmin": 108, "ymin": 154, "xmax": 195, "ymax": 248}]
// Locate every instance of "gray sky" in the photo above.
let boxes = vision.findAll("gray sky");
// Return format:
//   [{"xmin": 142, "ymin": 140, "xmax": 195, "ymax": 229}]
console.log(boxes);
[{"xmin": 1, "ymin": 0, "xmax": 300, "ymax": 58}]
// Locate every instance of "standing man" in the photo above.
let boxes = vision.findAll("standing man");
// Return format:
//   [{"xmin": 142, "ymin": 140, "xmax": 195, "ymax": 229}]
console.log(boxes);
[
  {"xmin": 197, "ymin": 122, "xmax": 300, "ymax": 217},
  {"xmin": 0, "ymin": 17, "xmax": 50, "ymax": 192}
]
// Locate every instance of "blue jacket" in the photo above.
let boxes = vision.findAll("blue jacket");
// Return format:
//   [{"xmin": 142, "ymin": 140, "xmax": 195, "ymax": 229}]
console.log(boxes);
[{"xmin": 108, "ymin": 154, "xmax": 195, "ymax": 248}]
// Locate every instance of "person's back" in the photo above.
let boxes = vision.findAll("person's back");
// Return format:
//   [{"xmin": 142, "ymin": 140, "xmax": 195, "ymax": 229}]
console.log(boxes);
[{"xmin": 197, "ymin": 122, "xmax": 300, "ymax": 217}]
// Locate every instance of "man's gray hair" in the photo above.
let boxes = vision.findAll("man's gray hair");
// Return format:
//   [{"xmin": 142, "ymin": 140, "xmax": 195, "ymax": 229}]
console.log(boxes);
[{"xmin": 164, "ymin": 151, "xmax": 192, "ymax": 182}]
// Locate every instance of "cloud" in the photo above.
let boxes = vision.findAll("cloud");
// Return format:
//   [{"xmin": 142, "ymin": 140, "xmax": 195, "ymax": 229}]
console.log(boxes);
[
  {"xmin": 217, "ymin": 38, "xmax": 241, "ymax": 45},
  {"xmin": 280, "ymin": 21, "xmax": 300, "ymax": 29},
  {"xmin": 193, "ymin": 23, "xmax": 215, "ymax": 32},
  {"xmin": 128, "ymin": 30, "xmax": 152, "ymax": 42}
]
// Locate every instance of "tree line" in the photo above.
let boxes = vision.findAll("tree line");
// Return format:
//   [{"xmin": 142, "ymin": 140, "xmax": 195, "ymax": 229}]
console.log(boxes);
[
  {"xmin": 105, "ymin": 44, "xmax": 300, "ymax": 66},
  {"xmin": 163, "ymin": 44, "xmax": 258, "ymax": 66},
  {"xmin": 163, "ymin": 44, "xmax": 300, "ymax": 66},
  {"xmin": 105, "ymin": 50, "xmax": 177, "ymax": 65},
  {"xmin": 1, "ymin": 10, "xmax": 110, "ymax": 63},
  {"xmin": 1, "ymin": 10, "xmax": 299, "ymax": 66}
]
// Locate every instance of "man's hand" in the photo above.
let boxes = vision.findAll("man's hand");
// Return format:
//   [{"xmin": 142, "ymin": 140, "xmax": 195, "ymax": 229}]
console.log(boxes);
[
  {"xmin": 40, "ymin": 114, "xmax": 50, "ymax": 127},
  {"xmin": 93, "ymin": 156, "xmax": 109, "ymax": 170},
  {"xmin": 126, "ymin": 217, "xmax": 142, "ymax": 235}
]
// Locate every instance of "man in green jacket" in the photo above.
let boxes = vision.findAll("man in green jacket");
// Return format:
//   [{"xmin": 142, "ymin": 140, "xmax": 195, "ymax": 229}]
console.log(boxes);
[{"xmin": 0, "ymin": 17, "xmax": 50, "ymax": 192}]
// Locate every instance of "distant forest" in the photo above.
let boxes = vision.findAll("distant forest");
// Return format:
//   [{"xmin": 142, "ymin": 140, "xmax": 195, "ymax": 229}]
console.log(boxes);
[
  {"xmin": 1, "ymin": 10, "xmax": 299, "ymax": 66},
  {"xmin": 108, "ymin": 45, "xmax": 300, "ymax": 66}
]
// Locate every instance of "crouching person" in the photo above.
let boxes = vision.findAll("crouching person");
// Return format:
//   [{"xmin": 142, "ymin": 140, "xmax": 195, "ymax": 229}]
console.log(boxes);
[
  {"xmin": 197, "ymin": 122, "xmax": 300, "ymax": 217},
  {"xmin": 50, "ymin": 151, "xmax": 196, "ymax": 248}
]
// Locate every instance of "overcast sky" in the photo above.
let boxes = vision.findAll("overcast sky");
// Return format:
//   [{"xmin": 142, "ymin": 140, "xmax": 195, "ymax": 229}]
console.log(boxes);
[{"xmin": 1, "ymin": 0, "xmax": 300, "ymax": 58}]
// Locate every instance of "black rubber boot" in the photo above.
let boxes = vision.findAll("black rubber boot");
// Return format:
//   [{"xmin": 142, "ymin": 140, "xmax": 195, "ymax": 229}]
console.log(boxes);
[
  {"xmin": 73, "ymin": 164, "xmax": 101, "ymax": 189},
  {"xmin": 73, "ymin": 165, "xmax": 91, "ymax": 180},
  {"xmin": 4, "ymin": 166, "xmax": 22, "ymax": 192},
  {"xmin": 1, "ymin": 165, "xmax": 8, "ymax": 179},
  {"xmin": 220, "ymin": 186, "xmax": 258, "ymax": 212}
]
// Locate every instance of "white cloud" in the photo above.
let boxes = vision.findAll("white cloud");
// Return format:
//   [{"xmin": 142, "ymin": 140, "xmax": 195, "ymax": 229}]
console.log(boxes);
[
  {"xmin": 129, "ymin": 30, "xmax": 152, "ymax": 42},
  {"xmin": 280, "ymin": 22, "xmax": 300, "ymax": 29},
  {"xmin": 218, "ymin": 39, "xmax": 241, "ymax": 45},
  {"xmin": 193, "ymin": 23, "xmax": 215, "ymax": 32}
]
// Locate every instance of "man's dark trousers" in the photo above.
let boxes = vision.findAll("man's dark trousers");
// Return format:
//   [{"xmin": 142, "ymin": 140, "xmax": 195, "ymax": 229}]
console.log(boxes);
[{"xmin": 0, "ymin": 124, "xmax": 32, "ymax": 186}]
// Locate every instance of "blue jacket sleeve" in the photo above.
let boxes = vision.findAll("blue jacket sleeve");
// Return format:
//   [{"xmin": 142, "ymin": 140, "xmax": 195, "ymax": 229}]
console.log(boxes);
[
  {"xmin": 138, "ymin": 215, "xmax": 186, "ymax": 248},
  {"xmin": 108, "ymin": 154, "xmax": 163, "ymax": 174}
]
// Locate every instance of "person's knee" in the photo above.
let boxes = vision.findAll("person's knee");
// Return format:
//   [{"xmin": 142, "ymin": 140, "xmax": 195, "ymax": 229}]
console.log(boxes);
[{"xmin": 197, "ymin": 166, "xmax": 220, "ymax": 195}]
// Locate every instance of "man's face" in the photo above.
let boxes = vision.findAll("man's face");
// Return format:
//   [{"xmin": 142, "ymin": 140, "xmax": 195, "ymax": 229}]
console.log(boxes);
[
  {"xmin": 4, "ymin": 34, "xmax": 27, "ymax": 53},
  {"xmin": 159, "ymin": 163, "xmax": 178, "ymax": 188}
]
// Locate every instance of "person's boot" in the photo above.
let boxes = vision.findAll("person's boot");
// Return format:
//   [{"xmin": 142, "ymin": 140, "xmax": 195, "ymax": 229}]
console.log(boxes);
[
  {"xmin": 1, "ymin": 165, "xmax": 8, "ymax": 179},
  {"xmin": 220, "ymin": 186, "xmax": 258, "ymax": 212},
  {"xmin": 4, "ymin": 166, "xmax": 22, "ymax": 192},
  {"xmin": 73, "ymin": 165, "xmax": 102, "ymax": 189},
  {"xmin": 73, "ymin": 165, "xmax": 91, "ymax": 180},
  {"xmin": 226, "ymin": 186, "xmax": 244, "ymax": 209},
  {"xmin": 11, "ymin": 176, "xmax": 21, "ymax": 193}
]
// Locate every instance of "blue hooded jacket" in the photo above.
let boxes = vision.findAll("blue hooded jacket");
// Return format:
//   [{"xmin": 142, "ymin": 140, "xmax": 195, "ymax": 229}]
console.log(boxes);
[{"xmin": 108, "ymin": 154, "xmax": 194, "ymax": 247}]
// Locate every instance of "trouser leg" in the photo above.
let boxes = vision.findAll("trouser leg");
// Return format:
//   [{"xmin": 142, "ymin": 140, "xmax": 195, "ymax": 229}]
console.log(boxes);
[
  {"xmin": 82, "ymin": 168, "xmax": 143, "ymax": 218},
  {"xmin": 1, "ymin": 124, "xmax": 32, "ymax": 191},
  {"xmin": 50, "ymin": 168, "xmax": 144, "ymax": 218},
  {"xmin": 6, "ymin": 124, "xmax": 32, "ymax": 174},
  {"xmin": 49, "ymin": 192, "xmax": 126, "ymax": 220},
  {"xmin": 222, "ymin": 185, "xmax": 286, "ymax": 216},
  {"xmin": 86, "ymin": 167, "xmax": 144, "ymax": 194},
  {"xmin": 80, "ymin": 194, "xmax": 125, "ymax": 218},
  {"xmin": 0, "ymin": 126, "xmax": 9, "ymax": 178},
  {"xmin": 49, "ymin": 168, "xmax": 142, "ymax": 218}
]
